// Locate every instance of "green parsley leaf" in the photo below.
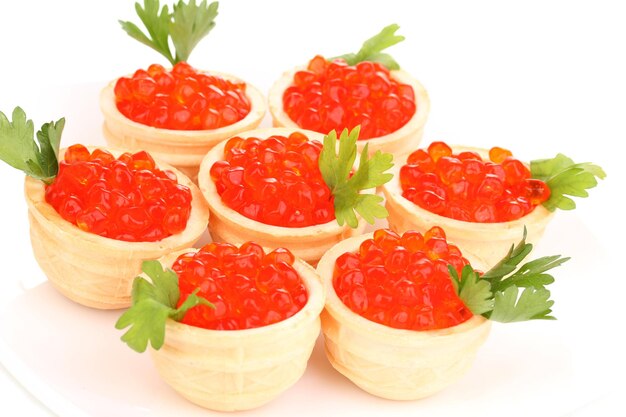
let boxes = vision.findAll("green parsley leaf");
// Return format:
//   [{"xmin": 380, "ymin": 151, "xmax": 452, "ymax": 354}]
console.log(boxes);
[
  {"xmin": 489, "ymin": 286, "xmax": 555, "ymax": 322},
  {"xmin": 496, "ymin": 255, "xmax": 568, "ymax": 291},
  {"xmin": 120, "ymin": 0, "xmax": 219, "ymax": 65},
  {"xmin": 319, "ymin": 128, "xmax": 357, "ymax": 190},
  {"xmin": 449, "ymin": 265, "xmax": 493, "ymax": 315},
  {"xmin": 331, "ymin": 24, "xmax": 405, "ymax": 70},
  {"xmin": 319, "ymin": 126, "xmax": 394, "ymax": 228},
  {"xmin": 480, "ymin": 227, "xmax": 533, "ymax": 287},
  {"xmin": 0, "ymin": 107, "xmax": 64, "ymax": 183},
  {"xmin": 170, "ymin": 0, "xmax": 218, "ymax": 64},
  {"xmin": 120, "ymin": 0, "xmax": 173, "ymax": 64},
  {"xmin": 115, "ymin": 260, "xmax": 214, "ymax": 353},
  {"xmin": 530, "ymin": 153, "xmax": 606, "ymax": 212},
  {"xmin": 451, "ymin": 228, "xmax": 568, "ymax": 323}
]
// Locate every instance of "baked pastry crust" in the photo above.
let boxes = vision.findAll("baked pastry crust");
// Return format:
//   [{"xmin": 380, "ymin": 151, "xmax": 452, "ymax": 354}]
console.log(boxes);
[
  {"xmin": 100, "ymin": 70, "xmax": 267, "ymax": 182},
  {"xmin": 24, "ymin": 147, "xmax": 210, "ymax": 309},
  {"xmin": 197, "ymin": 127, "xmax": 367, "ymax": 265},
  {"xmin": 316, "ymin": 232, "xmax": 491, "ymax": 400},
  {"xmin": 382, "ymin": 146, "xmax": 554, "ymax": 268},
  {"xmin": 268, "ymin": 65, "xmax": 430, "ymax": 158},
  {"xmin": 150, "ymin": 248, "xmax": 325, "ymax": 411}
]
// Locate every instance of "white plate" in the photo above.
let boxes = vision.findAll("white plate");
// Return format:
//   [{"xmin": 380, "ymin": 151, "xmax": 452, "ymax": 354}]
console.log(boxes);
[
  {"xmin": 0, "ymin": 78, "xmax": 623, "ymax": 416},
  {"xmin": 0, "ymin": 82, "xmax": 621, "ymax": 414},
  {"xmin": 0, "ymin": 213, "xmax": 618, "ymax": 417}
]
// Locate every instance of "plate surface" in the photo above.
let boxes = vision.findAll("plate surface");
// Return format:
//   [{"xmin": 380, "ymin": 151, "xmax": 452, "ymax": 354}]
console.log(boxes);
[
  {"xmin": 0, "ymin": 143, "xmax": 620, "ymax": 416},
  {"xmin": 0, "ymin": 237, "xmax": 613, "ymax": 417}
]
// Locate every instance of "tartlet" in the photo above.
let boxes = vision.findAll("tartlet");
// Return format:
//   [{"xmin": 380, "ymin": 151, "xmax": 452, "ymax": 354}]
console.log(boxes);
[
  {"xmin": 197, "ymin": 127, "xmax": 368, "ymax": 265},
  {"xmin": 25, "ymin": 147, "xmax": 210, "ymax": 309},
  {"xmin": 148, "ymin": 248, "xmax": 325, "ymax": 411},
  {"xmin": 383, "ymin": 146, "xmax": 554, "ymax": 267},
  {"xmin": 268, "ymin": 66, "xmax": 430, "ymax": 158},
  {"xmin": 316, "ymin": 232, "xmax": 491, "ymax": 400},
  {"xmin": 100, "ymin": 70, "xmax": 266, "ymax": 182}
]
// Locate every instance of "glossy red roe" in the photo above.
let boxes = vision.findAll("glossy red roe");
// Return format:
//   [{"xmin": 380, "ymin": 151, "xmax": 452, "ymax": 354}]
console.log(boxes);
[
  {"xmin": 333, "ymin": 228, "xmax": 473, "ymax": 330},
  {"xmin": 173, "ymin": 242, "xmax": 308, "ymax": 330},
  {"xmin": 283, "ymin": 55, "xmax": 416, "ymax": 140},
  {"xmin": 400, "ymin": 142, "xmax": 551, "ymax": 222},
  {"xmin": 211, "ymin": 132, "xmax": 335, "ymax": 227},
  {"xmin": 114, "ymin": 62, "xmax": 251, "ymax": 130},
  {"xmin": 45, "ymin": 144, "xmax": 192, "ymax": 242}
]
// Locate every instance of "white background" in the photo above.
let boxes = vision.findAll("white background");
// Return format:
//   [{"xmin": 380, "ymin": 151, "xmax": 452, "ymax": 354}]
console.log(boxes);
[{"xmin": 0, "ymin": 0, "xmax": 624, "ymax": 416}]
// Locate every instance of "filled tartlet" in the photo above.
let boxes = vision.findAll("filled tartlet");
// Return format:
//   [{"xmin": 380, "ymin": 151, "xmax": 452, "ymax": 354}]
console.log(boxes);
[
  {"xmin": 383, "ymin": 141, "xmax": 605, "ymax": 267},
  {"xmin": 100, "ymin": 0, "xmax": 266, "ymax": 181},
  {"xmin": 316, "ymin": 227, "xmax": 568, "ymax": 400},
  {"xmin": 116, "ymin": 243, "xmax": 325, "ymax": 411},
  {"xmin": 268, "ymin": 24, "xmax": 430, "ymax": 157},
  {"xmin": 0, "ymin": 107, "xmax": 209, "ymax": 309},
  {"xmin": 197, "ymin": 126, "xmax": 394, "ymax": 264}
]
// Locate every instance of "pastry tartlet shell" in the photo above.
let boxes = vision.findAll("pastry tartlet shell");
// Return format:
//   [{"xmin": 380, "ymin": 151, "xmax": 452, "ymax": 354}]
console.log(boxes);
[
  {"xmin": 382, "ymin": 146, "xmax": 554, "ymax": 268},
  {"xmin": 24, "ymin": 147, "xmax": 210, "ymax": 309},
  {"xmin": 316, "ymin": 232, "xmax": 491, "ymax": 400},
  {"xmin": 197, "ymin": 127, "xmax": 367, "ymax": 265},
  {"xmin": 100, "ymin": 70, "xmax": 267, "ymax": 182},
  {"xmin": 268, "ymin": 65, "xmax": 430, "ymax": 158},
  {"xmin": 150, "ymin": 248, "xmax": 325, "ymax": 411}
]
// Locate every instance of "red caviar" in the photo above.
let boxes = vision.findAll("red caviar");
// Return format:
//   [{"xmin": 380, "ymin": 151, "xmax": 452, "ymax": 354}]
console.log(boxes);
[
  {"xmin": 210, "ymin": 132, "xmax": 335, "ymax": 227},
  {"xmin": 45, "ymin": 144, "xmax": 192, "ymax": 242},
  {"xmin": 174, "ymin": 242, "xmax": 307, "ymax": 330},
  {"xmin": 400, "ymin": 142, "xmax": 551, "ymax": 222},
  {"xmin": 333, "ymin": 228, "xmax": 473, "ymax": 330},
  {"xmin": 283, "ymin": 55, "xmax": 416, "ymax": 140},
  {"xmin": 114, "ymin": 62, "xmax": 251, "ymax": 130}
]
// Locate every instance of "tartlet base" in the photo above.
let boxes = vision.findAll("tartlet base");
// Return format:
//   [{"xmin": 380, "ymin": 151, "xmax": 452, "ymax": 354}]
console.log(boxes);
[
  {"xmin": 100, "ymin": 70, "xmax": 267, "ymax": 182},
  {"xmin": 150, "ymin": 249, "xmax": 325, "ymax": 411},
  {"xmin": 316, "ymin": 233, "xmax": 491, "ymax": 400},
  {"xmin": 197, "ymin": 127, "xmax": 368, "ymax": 265},
  {"xmin": 268, "ymin": 66, "xmax": 430, "ymax": 158},
  {"xmin": 382, "ymin": 146, "xmax": 554, "ymax": 268},
  {"xmin": 25, "ymin": 147, "xmax": 210, "ymax": 309}
]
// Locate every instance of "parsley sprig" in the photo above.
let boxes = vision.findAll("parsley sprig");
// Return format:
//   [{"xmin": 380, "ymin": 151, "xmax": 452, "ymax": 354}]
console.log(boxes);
[
  {"xmin": 120, "ymin": 0, "xmax": 219, "ymax": 65},
  {"xmin": 331, "ymin": 24, "xmax": 405, "ymax": 70},
  {"xmin": 319, "ymin": 126, "xmax": 394, "ymax": 228},
  {"xmin": 0, "ymin": 107, "xmax": 64, "ymax": 184},
  {"xmin": 530, "ymin": 153, "xmax": 606, "ymax": 211},
  {"xmin": 115, "ymin": 260, "xmax": 214, "ymax": 353},
  {"xmin": 449, "ymin": 228, "xmax": 569, "ymax": 322}
]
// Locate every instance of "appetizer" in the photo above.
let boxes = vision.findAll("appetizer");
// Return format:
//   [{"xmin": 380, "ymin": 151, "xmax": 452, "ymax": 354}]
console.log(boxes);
[
  {"xmin": 0, "ymin": 107, "xmax": 209, "ymax": 308},
  {"xmin": 317, "ymin": 226, "xmax": 568, "ymax": 399},
  {"xmin": 100, "ymin": 0, "xmax": 266, "ymax": 181},
  {"xmin": 116, "ymin": 243, "xmax": 324, "ymax": 411},
  {"xmin": 383, "ymin": 141, "xmax": 605, "ymax": 266},
  {"xmin": 269, "ymin": 24, "xmax": 430, "ymax": 156}
]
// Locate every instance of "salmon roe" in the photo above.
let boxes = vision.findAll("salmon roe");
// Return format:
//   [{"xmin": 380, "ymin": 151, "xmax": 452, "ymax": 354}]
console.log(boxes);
[
  {"xmin": 45, "ymin": 144, "xmax": 192, "ymax": 242},
  {"xmin": 210, "ymin": 132, "xmax": 335, "ymax": 227},
  {"xmin": 333, "ymin": 228, "xmax": 473, "ymax": 330},
  {"xmin": 400, "ymin": 142, "xmax": 551, "ymax": 222},
  {"xmin": 114, "ymin": 62, "xmax": 251, "ymax": 130},
  {"xmin": 174, "ymin": 242, "xmax": 308, "ymax": 330},
  {"xmin": 283, "ymin": 55, "xmax": 416, "ymax": 140}
]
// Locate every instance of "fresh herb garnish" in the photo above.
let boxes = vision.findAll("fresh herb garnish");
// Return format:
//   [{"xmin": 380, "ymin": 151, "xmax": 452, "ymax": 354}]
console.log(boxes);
[
  {"xmin": 318, "ymin": 126, "xmax": 394, "ymax": 228},
  {"xmin": 115, "ymin": 260, "xmax": 214, "ymax": 353},
  {"xmin": 531, "ymin": 153, "xmax": 605, "ymax": 211},
  {"xmin": 0, "ymin": 107, "xmax": 64, "ymax": 184},
  {"xmin": 119, "ymin": 0, "xmax": 219, "ymax": 65},
  {"xmin": 331, "ymin": 24, "xmax": 405, "ymax": 70},
  {"xmin": 449, "ymin": 228, "xmax": 569, "ymax": 322}
]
